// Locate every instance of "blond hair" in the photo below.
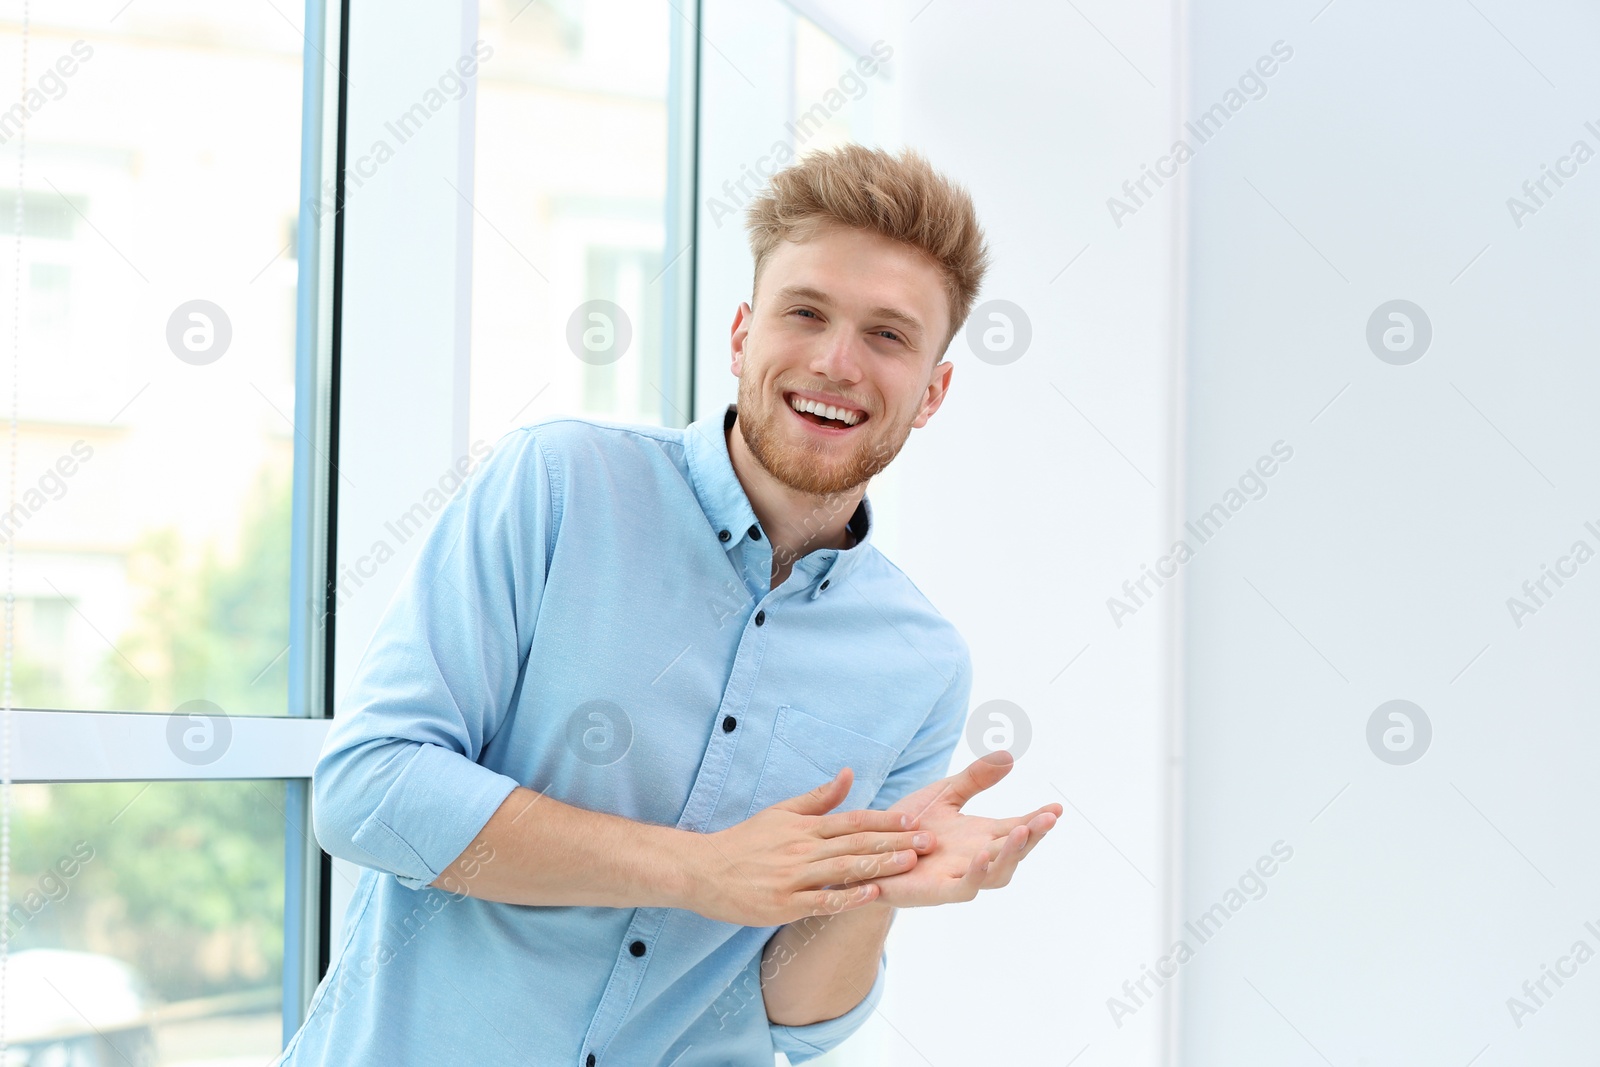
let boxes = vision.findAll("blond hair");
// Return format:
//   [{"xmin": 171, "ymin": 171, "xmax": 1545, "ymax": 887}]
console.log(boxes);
[{"xmin": 743, "ymin": 143, "xmax": 990, "ymax": 361}]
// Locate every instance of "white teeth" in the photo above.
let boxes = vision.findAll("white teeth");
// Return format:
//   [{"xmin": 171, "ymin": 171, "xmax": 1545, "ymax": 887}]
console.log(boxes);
[{"xmin": 789, "ymin": 395, "xmax": 861, "ymax": 426}]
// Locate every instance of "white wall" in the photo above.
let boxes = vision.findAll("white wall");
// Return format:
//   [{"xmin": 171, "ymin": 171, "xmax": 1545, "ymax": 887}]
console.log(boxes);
[
  {"xmin": 801, "ymin": 2, "xmax": 1189, "ymax": 1064},
  {"xmin": 1179, "ymin": 2, "xmax": 1600, "ymax": 1064}
]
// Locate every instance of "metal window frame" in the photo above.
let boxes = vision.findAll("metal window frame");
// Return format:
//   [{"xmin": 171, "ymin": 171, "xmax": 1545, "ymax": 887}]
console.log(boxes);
[
  {"xmin": 281, "ymin": 0, "xmax": 348, "ymax": 1039},
  {"xmin": 663, "ymin": 0, "xmax": 702, "ymax": 427}
]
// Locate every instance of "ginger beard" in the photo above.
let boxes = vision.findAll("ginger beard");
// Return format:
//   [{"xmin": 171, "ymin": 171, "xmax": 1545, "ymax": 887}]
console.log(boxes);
[{"xmin": 733, "ymin": 366, "xmax": 913, "ymax": 500}]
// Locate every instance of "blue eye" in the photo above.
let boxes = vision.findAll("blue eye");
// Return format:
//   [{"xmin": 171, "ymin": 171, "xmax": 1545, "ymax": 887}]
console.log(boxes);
[{"xmin": 877, "ymin": 330, "xmax": 902, "ymax": 343}]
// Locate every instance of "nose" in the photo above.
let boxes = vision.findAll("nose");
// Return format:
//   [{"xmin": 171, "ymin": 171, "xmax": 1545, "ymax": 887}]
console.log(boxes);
[{"xmin": 808, "ymin": 325, "xmax": 864, "ymax": 385}]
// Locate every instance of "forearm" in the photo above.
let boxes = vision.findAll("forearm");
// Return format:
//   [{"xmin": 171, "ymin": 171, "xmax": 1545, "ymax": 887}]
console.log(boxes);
[
  {"xmin": 761, "ymin": 900, "xmax": 895, "ymax": 1026},
  {"xmin": 429, "ymin": 785, "xmax": 695, "ymax": 908}
]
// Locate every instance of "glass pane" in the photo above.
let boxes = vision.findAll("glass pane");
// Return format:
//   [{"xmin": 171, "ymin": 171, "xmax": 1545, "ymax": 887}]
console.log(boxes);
[
  {"xmin": 3, "ymin": 780, "xmax": 288, "ymax": 1064},
  {"xmin": 0, "ymin": 3, "xmax": 306, "ymax": 715},
  {"xmin": 791, "ymin": 17, "xmax": 896, "ymax": 155},
  {"xmin": 469, "ymin": 0, "xmax": 675, "ymax": 442}
]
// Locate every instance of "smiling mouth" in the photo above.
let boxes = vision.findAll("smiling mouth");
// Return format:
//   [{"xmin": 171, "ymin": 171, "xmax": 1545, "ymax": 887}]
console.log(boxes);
[{"xmin": 784, "ymin": 392, "xmax": 867, "ymax": 431}]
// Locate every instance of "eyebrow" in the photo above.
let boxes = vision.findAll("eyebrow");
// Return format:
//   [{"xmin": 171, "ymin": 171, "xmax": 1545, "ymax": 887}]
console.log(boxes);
[{"xmin": 771, "ymin": 284, "xmax": 926, "ymax": 343}]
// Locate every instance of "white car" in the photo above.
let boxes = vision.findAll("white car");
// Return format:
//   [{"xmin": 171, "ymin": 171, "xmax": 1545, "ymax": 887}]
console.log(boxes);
[{"xmin": 2, "ymin": 949, "xmax": 157, "ymax": 1067}]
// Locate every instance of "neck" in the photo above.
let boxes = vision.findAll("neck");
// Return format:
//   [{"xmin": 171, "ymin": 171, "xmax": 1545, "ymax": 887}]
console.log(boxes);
[{"xmin": 726, "ymin": 414, "xmax": 864, "ymax": 568}]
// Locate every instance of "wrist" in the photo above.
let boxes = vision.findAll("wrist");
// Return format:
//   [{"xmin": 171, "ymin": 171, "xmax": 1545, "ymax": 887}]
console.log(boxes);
[
  {"xmin": 812, "ymin": 887, "xmax": 896, "ymax": 923},
  {"xmin": 651, "ymin": 825, "xmax": 703, "ymax": 910},
  {"xmin": 821, "ymin": 880, "xmax": 895, "ymax": 910},
  {"xmin": 862, "ymin": 895, "xmax": 897, "ymax": 917},
  {"xmin": 841, "ymin": 894, "xmax": 897, "ymax": 922}
]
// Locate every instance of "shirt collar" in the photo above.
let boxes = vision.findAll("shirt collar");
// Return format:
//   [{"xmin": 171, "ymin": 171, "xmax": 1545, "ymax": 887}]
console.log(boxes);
[{"xmin": 684, "ymin": 403, "xmax": 873, "ymax": 594}]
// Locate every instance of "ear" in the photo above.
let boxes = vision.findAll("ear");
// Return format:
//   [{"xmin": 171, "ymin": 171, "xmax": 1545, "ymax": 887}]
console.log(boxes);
[
  {"xmin": 730, "ymin": 302, "xmax": 753, "ymax": 377},
  {"xmin": 910, "ymin": 358, "xmax": 954, "ymax": 429}
]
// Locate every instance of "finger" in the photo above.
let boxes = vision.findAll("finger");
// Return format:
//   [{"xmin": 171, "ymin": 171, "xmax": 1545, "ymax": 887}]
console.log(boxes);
[
  {"xmin": 956, "ymin": 843, "xmax": 991, "ymax": 900},
  {"xmin": 1011, "ymin": 813, "xmax": 1056, "ymax": 863},
  {"xmin": 773, "ymin": 767, "xmax": 853, "ymax": 816},
  {"xmin": 813, "ymin": 806, "xmax": 910, "ymax": 837},
  {"xmin": 938, "ymin": 751, "xmax": 1017, "ymax": 810},
  {"xmin": 813, "ymin": 829, "xmax": 934, "ymax": 861},
  {"xmin": 799, "ymin": 882, "xmax": 879, "ymax": 917},
  {"xmin": 818, "ymin": 847, "xmax": 917, "ymax": 886},
  {"xmin": 1004, "ymin": 810, "xmax": 1056, "ymax": 847},
  {"xmin": 984, "ymin": 804, "xmax": 1065, "ymax": 838},
  {"xmin": 984, "ymin": 825, "xmax": 1031, "ymax": 887},
  {"xmin": 978, "ymin": 826, "xmax": 1019, "ymax": 867}
]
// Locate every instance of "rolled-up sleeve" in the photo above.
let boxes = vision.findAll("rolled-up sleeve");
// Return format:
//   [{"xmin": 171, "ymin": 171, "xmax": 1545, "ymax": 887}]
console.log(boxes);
[
  {"xmin": 311, "ymin": 428, "xmax": 552, "ymax": 891},
  {"xmin": 768, "ymin": 946, "xmax": 888, "ymax": 1064}
]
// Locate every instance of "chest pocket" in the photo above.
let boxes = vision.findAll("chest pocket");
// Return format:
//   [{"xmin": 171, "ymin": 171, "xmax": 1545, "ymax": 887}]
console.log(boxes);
[{"xmin": 743, "ymin": 704, "xmax": 900, "ymax": 821}]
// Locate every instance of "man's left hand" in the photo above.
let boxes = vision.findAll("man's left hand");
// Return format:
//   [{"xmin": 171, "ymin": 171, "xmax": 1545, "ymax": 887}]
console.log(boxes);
[{"xmin": 838, "ymin": 750, "xmax": 1061, "ymax": 908}]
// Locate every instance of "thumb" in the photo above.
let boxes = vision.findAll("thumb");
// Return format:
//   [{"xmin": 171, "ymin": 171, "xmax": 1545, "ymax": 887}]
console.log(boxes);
[
  {"xmin": 774, "ymin": 767, "xmax": 853, "ymax": 815},
  {"xmin": 947, "ymin": 750, "xmax": 1014, "ymax": 806}
]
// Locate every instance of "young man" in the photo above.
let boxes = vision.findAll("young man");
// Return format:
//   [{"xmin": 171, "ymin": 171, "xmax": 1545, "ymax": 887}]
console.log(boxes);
[{"xmin": 277, "ymin": 144, "xmax": 1061, "ymax": 1066}]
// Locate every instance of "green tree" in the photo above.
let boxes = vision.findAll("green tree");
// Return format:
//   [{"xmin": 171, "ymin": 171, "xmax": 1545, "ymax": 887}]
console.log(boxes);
[
  {"xmin": 7, "ymin": 461, "xmax": 295, "ymax": 1002},
  {"xmin": 107, "ymin": 464, "xmax": 293, "ymax": 716},
  {"xmin": 10, "ymin": 778, "xmax": 287, "ymax": 1003}
]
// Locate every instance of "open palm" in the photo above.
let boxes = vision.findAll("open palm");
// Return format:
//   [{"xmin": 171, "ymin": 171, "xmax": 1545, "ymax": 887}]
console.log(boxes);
[{"xmin": 842, "ymin": 751, "xmax": 1061, "ymax": 908}]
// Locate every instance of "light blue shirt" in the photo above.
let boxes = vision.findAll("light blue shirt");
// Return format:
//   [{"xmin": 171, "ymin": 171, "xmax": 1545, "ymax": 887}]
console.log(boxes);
[{"xmin": 277, "ymin": 403, "xmax": 973, "ymax": 1066}]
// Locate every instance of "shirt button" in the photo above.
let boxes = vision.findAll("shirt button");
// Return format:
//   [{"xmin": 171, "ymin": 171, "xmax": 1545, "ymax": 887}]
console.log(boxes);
[
  {"xmin": 722, "ymin": 715, "xmax": 737, "ymax": 732},
  {"xmin": 629, "ymin": 940, "xmax": 647, "ymax": 957},
  {"xmin": 748, "ymin": 524, "xmax": 761, "ymax": 540},
  {"xmin": 586, "ymin": 1055, "xmax": 596, "ymax": 1067},
  {"xmin": 820, "ymin": 579, "xmax": 830, "ymax": 590},
  {"xmin": 717, "ymin": 529, "xmax": 730, "ymax": 542},
  {"xmin": 754, "ymin": 610, "xmax": 766, "ymax": 626}
]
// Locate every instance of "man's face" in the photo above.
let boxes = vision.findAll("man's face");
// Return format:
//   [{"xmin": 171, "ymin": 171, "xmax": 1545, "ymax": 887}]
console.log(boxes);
[{"xmin": 730, "ymin": 223, "xmax": 954, "ymax": 498}]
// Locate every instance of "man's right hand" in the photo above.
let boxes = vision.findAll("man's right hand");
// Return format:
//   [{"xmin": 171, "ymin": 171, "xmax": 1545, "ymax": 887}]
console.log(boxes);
[{"xmin": 679, "ymin": 767, "xmax": 936, "ymax": 927}]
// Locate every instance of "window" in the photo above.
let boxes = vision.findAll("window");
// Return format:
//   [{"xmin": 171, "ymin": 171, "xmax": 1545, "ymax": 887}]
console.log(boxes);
[
  {"xmin": 6, "ymin": 1, "xmax": 340, "ymax": 1060},
  {"xmin": 467, "ymin": 0, "xmax": 685, "ymax": 441}
]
